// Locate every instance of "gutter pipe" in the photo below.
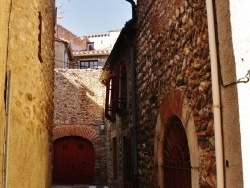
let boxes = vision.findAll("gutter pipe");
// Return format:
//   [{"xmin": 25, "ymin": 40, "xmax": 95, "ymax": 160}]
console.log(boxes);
[
  {"xmin": 206, "ymin": 0, "xmax": 224, "ymax": 187},
  {"xmin": 125, "ymin": 0, "xmax": 138, "ymax": 187},
  {"xmin": 130, "ymin": 47, "xmax": 138, "ymax": 188},
  {"xmin": 126, "ymin": 0, "xmax": 136, "ymax": 20},
  {"xmin": 64, "ymin": 42, "xmax": 70, "ymax": 68}
]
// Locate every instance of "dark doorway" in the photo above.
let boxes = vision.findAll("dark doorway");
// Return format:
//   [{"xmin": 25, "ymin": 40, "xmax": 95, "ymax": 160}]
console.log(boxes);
[
  {"xmin": 163, "ymin": 116, "xmax": 191, "ymax": 188},
  {"xmin": 123, "ymin": 135, "xmax": 132, "ymax": 188},
  {"xmin": 53, "ymin": 136, "xmax": 95, "ymax": 185}
]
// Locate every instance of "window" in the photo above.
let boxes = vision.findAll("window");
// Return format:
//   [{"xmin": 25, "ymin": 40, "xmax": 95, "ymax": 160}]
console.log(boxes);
[
  {"xmin": 105, "ymin": 62, "xmax": 127, "ymax": 120},
  {"xmin": 87, "ymin": 42, "xmax": 94, "ymax": 51},
  {"xmin": 80, "ymin": 60, "xmax": 98, "ymax": 69}
]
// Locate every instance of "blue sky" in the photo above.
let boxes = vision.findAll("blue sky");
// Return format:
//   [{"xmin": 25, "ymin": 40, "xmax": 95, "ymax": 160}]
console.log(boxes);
[{"xmin": 56, "ymin": 0, "xmax": 133, "ymax": 36}]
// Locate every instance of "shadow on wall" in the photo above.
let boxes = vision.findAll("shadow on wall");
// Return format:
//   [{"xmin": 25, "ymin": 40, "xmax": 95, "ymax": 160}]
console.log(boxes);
[{"xmin": 53, "ymin": 69, "xmax": 105, "ymax": 126}]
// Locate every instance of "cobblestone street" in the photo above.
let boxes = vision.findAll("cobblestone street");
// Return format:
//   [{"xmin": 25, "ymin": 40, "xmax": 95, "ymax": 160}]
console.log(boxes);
[{"xmin": 52, "ymin": 185, "xmax": 109, "ymax": 188}]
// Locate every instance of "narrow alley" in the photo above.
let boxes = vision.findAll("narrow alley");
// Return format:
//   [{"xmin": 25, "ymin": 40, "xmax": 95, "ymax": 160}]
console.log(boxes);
[
  {"xmin": 52, "ymin": 184, "xmax": 109, "ymax": 188},
  {"xmin": 0, "ymin": 0, "xmax": 250, "ymax": 187}
]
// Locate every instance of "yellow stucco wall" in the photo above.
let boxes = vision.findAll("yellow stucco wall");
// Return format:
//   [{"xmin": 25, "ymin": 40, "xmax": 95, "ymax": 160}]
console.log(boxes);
[
  {"xmin": 0, "ymin": 0, "xmax": 11, "ymax": 187},
  {"xmin": 0, "ymin": 0, "xmax": 55, "ymax": 187}
]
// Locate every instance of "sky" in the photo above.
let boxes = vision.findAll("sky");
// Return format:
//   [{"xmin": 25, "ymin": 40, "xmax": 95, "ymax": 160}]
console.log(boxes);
[{"xmin": 56, "ymin": 0, "xmax": 134, "ymax": 37}]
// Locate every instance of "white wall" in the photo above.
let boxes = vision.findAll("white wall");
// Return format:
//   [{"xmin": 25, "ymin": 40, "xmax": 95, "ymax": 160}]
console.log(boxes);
[
  {"xmin": 87, "ymin": 30, "xmax": 120, "ymax": 50},
  {"xmin": 230, "ymin": 1, "xmax": 250, "ymax": 187}
]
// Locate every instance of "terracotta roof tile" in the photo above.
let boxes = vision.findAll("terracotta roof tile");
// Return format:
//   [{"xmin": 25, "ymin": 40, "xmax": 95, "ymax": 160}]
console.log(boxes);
[{"xmin": 73, "ymin": 50, "xmax": 111, "ymax": 55}]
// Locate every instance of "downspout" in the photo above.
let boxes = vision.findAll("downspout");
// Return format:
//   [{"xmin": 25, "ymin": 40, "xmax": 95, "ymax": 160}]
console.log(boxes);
[
  {"xmin": 130, "ymin": 47, "xmax": 138, "ymax": 188},
  {"xmin": 206, "ymin": 0, "xmax": 224, "ymax": 187},
  {"xmin": 125, "ymin": 0, "xmax": 138, "ymax": 187},
  {"xmin": 64, "ymin": 42, "xmax": 70, "ymax": 68},
  {"xmin": 125, "ymin": 0, "xmax": 136, "ymax": 20}
]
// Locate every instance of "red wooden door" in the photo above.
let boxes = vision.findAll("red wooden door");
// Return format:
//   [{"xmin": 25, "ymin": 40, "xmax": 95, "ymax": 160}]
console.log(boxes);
[
  {"xmin": 53, "ymin": 136, "xmax": 95, "ymax": 185},
  {"xmin": 164, "ymin": 116, "xmax": 191, "ymax": 188}
]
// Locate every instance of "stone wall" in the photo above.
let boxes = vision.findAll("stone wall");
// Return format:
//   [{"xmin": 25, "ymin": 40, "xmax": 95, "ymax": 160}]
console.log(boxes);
[
  {"xmin": 0, "ymin": 0, "xmax": 55, "ymax": 187},
  {"xmin": 53, "ymin": 68, "xmax": 107, "ymax": 184},
  {"xmin": 54, "ymin": 69, "xmax": 105, "ymax": 125},
  {"xmin": 103, "ymin": 44, "xmax": 133, "ymax": 187},
  {"xmin": 136, "ymin": 0, "xmax": 215, "ymax": 187}
]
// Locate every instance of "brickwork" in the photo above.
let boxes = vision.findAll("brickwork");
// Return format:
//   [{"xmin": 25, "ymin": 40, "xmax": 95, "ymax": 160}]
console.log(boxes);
[
  {"xmin": 52, "ymin": 125, "xmax": 100, "ymax": 143},
  {"xmin": 55, "ymin": 24, "xmax": 87, "ymax": 51}
]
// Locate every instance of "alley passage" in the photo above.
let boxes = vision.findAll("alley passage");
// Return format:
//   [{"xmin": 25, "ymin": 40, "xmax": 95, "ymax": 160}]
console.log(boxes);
[{"xmin": 52, "ymin": 185, "xmax": 109, "ymax": 188}]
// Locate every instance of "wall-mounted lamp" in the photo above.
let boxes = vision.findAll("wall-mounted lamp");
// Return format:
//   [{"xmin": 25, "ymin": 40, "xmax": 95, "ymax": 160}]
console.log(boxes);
[{"xmin": 99, "ymin": 124, "xmax": 105, "ymax": 135}]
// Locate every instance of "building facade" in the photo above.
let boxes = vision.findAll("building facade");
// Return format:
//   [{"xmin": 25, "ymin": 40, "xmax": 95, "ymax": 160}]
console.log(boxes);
[
  {"xmin": 52, "ymin": 26, "xmax": 121, "ymax": 185},
  {"xmin": 102, "ymin": 0, "xmax": 250, "ymax": 188},
  {"xmin": 0, "ymin": 0, "xmax": 55, "ymax": 187},
  {"xmin": 53, "ymin": 68, "xmax": 107, "ymax": 185}
]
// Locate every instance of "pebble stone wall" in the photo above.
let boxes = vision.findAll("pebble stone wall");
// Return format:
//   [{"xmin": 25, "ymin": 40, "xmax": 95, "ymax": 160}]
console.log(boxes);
[
  {"xmin": 53, "ymin": 68, "xmax": 107, "ymax": 184},
  {"xmin": 136, "ymin": 0, "xmax": 215, "ymax": 187}
]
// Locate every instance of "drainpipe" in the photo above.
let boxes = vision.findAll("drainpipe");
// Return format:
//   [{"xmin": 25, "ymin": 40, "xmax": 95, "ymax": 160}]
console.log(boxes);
[
  {"xmin": 130, "ymin": 47, "xmax": 138, "ymax": 188},
  {"xmin": 64, "ymin": 42, "xmax": 70, "ymax": 68},
  {"xmin": 206, "ymin": 0, "xmax": 224, "ymax": 187},
  {"xmin": 126, "ymin": 0, "xmax": 136, "ymax": 19},
  {"xmin": 125, "ymin": 0, "xmax": 138, "ymax": 187}
]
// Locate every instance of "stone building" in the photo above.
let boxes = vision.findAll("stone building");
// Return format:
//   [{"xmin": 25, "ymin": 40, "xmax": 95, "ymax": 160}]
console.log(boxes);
[
  {"xmin": 0, "ymin": 0, "xmax": 55, "ymax": 187},
  {"xmin": 100, "ymin": 26, "xmax": 136, "ymax": 188},
  {"xmin": 53, "ymin": 68, "xmax": 107, "ymax": 185},
  {"xmin": 52, "ymin": 26, "xmax": 121, "ymax": 185},
  {"xmin": 101, "ymin": 0, "xmax": 250, "ymax": 188}
]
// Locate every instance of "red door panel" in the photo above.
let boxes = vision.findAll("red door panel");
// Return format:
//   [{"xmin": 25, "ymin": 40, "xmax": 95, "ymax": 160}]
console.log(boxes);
[{"xmin": 53, "ymin": 136, "xmax": 95, "ymax": 185}]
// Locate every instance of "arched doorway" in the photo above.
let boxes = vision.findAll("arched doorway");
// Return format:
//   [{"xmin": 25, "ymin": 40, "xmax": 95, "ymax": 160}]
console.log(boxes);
[
  {"xmin": 163, "ymin": 116, "xmax": 191, "ymax": 188},
  {"xmin": 53, "ymin": 136, "xmax": 95, "ymax": 185}
]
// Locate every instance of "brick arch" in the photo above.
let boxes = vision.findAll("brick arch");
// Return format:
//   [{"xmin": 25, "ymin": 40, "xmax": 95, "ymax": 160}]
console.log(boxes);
[
  {"xmin": 155, "ymin": 89, "xmax": 199, "ymax": 188},
  {"xmin": 159, "ymin": 89, "xmax": 184, "ymax": 123},
  {"xmin": 52, "ymin": 125, "xmax": 100, "ymax": 144}
]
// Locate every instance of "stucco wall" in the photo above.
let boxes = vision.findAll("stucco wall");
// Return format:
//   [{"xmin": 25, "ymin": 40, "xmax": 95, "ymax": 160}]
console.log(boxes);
[
  {"xmin": 54, "ymin": 41, "xmax": 67, "ymax": 68},
  {"xmin": 0, "ymin": 0, "xmax": 11, "ymax": 187},
  {"xmin": 0, "ymin": 0, "xmax": 55, "ymax": 187},
  {"xmin": 214, "ymin": 0, "xmax": 250, "ymax": 187},
  {"xmin": 230, "ymin": 1, "xmax": 250, "ymax": 187}
]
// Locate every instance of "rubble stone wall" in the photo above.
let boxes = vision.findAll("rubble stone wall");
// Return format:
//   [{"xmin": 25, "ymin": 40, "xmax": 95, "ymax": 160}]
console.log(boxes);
[
  {"xmin": 53, "ymin": 68, "xmax": 107, "ymax": 184},
  {"xmin": 136, "ymin": 0, "xmax": 215, "ymax": 187}
]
